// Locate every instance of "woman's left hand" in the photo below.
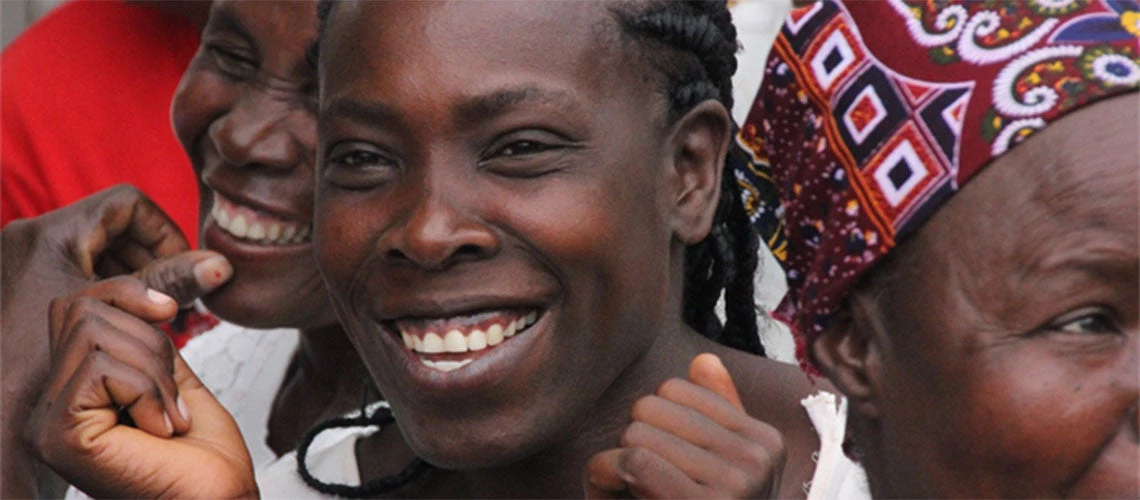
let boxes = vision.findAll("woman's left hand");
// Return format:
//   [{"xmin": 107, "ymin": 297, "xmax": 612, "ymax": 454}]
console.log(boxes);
[{"xmin": 585, "ymin": 353, "xmax": 787, "ymax": 498}]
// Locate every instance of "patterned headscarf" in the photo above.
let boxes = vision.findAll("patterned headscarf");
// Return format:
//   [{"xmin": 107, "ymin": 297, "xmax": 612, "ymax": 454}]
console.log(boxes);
[{"xmin": 734, "ymin": 0, "xmax": 1140, "ymax": 372}]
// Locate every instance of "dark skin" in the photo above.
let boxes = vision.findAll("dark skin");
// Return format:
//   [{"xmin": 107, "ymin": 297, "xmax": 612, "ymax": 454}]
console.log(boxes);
[
  {"xmin": 1, "ymin": 185, "xmax": 233, "ymax": 498},
  {"xmin": 170, "ymin": 0, "xmax": 367, "ymax": 455},
  {"xmin": 318, "ymin": 1, "xmax": 818, "ymax": 496},
  {"xmin": 24, "ymin": 1, "xmax": 823, "ymax": 498},
  {"xmin": 814, "ymin": 95, "xmax": 1139, "ymax": 497}
]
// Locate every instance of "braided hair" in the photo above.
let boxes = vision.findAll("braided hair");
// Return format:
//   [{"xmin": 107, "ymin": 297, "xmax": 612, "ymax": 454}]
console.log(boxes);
[
  {"xmin": 613, "ymin": 0, "xmax": 764, "ymax": 356},
  {"xmin": 301, "ymin": 1, "xmax": 764, "ymax": 495}
]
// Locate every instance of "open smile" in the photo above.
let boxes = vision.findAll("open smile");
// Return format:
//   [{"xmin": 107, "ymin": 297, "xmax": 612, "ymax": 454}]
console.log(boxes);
[
  {"xmin": 388, "ymin": 309, "xmax": 543, "ymax": 372},
  {"xmin": 210, "ymin": 192, "xmax": 311, "ymax": 246}
]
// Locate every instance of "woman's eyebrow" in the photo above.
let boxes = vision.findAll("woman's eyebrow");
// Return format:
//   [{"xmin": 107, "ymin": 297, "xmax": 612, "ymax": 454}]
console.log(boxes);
[
  {"xmin": 320, "ymin": 97, "xmax": 406, "ymax": 131},
  {"xmin": 452, "ymin": 86, "xmax": 579, "ymax": 125}
]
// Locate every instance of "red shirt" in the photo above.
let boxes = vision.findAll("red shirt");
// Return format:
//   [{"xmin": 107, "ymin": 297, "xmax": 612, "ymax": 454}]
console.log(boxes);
[{"xmin": 1, "ymin": 0, "xmax": 201, "ymax": 245}]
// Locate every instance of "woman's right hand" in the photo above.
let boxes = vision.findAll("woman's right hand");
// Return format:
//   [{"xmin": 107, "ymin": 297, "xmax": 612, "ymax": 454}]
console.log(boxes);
[{"xmin": 24, "ymin": 276, "xmax": 257, "ymax": 498}]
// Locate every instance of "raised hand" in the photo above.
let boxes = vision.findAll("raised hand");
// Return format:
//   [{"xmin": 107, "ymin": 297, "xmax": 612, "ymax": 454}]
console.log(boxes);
[
  {"xmin": 24, "ymin": 276, "xmax": 257, "ymax": 498},
  {"xmin": 585, "ymin": 354, "xmax": 787, "ymax": 498},
  {"xmin": 1, "ymin": 185, "xmax": 232, "ymax": 497}
]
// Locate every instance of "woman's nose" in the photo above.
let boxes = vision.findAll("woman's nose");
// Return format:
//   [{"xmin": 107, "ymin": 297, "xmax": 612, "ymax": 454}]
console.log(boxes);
[
  {"xmin": 208, "ymin": 92, "xmax": 305, "ymax": 171},
  {"xmin": 379, "ymin": 192, "xmax": 499, "ymax": 271}
]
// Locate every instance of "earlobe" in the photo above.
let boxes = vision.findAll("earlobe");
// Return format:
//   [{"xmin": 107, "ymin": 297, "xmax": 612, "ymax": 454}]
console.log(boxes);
[
  {"xmin": 812, "ymin": 302, "xmax": 884, "ymax": 420},
  {"xmin": 666, "ymin": 101, "xmax": 732, "ymax": 245}
]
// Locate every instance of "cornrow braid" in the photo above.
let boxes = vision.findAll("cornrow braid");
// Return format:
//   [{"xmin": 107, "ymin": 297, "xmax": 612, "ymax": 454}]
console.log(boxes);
[{"xmin": 615, "ymin": 0, "xmax": 764, "ymax": 356}]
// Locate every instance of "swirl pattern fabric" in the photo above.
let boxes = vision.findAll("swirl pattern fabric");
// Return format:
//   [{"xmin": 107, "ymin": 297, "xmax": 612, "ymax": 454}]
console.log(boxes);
[{"xmin": 734, "ymin": 0, "xmax": 1140, "ymax": 372}]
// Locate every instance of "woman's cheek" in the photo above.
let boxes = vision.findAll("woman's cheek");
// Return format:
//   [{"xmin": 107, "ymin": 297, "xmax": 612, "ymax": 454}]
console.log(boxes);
[{"xmin": 171, "ymin": 68, "xmax": 237, "ymax": 153}]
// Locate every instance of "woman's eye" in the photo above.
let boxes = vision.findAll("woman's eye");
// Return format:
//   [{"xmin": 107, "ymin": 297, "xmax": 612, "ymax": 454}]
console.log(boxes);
[
  {"xmin": 1048, "ymin": 310, "xmax": 1120, "ymax": 335},
  {"xmin": 323, "ymin": 144, "xmax": 399, "ymax": 189},
  {"xmin": 496, "ymin": 140, "xmax": 553, "ymax": 157},
  {"xmin": 208, "ymin": 46, "xmax": 257, "ymax": 77},
  {"xmin": 334, "ymin": 150, "xmax": 382, "ymax": 167}
]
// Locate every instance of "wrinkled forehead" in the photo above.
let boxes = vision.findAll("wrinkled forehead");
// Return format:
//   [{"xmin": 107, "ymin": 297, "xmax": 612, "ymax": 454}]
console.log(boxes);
[
  {"xmin": 907, "ymin": 94, "xmax": 1139, "ymax": 283},
  {"xmin": 207, "ymin": 0, "xmax": 319, "ymax": 69}
]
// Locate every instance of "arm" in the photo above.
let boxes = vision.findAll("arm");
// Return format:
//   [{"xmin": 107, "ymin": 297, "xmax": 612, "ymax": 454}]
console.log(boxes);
[
  {"xmin": 1, "ymin": 185, "xmax": 231, "ymax": 497},
  {"xmin": 25, "ymin": 276, "xmax": 256, "ymax": 498}
]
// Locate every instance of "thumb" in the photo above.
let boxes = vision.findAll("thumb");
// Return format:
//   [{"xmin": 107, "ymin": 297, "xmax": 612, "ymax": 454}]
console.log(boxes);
[
  {"xmin": 688, "ymin": 353, "xmax": 744, "ymax": 411},
  {"xmin": 132, "ymin": 251, "xmax": 233, "ymax": 307},
  {"xmin": 583, "ymin": 449, "xmax": 629, "ymax": 499}
]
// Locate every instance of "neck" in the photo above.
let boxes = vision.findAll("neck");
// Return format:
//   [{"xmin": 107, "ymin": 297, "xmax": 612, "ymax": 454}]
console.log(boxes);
[
  {"xmin": 457, "ymin": 321, "xmax": 709, "ymax": 497},
  {"xmin": 267, "ymin": 324, "xmax": 371, "ymax": 455},
  {"xmin": 295, "ymin": 323, "xmax": 367, "ymax": 386}
]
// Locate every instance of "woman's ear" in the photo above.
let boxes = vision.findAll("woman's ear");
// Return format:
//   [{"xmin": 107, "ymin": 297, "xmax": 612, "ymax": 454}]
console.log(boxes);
[
  {"xmin": 665, "ymin": 100, "xmax": 732, "ymax": 245},
  {"xmin": 812, "ymin": 299, "xmax": 885, "ymax": 420}
]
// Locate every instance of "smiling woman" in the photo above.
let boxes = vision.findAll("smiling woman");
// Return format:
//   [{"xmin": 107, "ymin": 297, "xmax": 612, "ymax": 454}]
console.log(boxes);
[
  {"xmin": 300, "ymin": 0, "xmax": 821, "ymax": 496},
  {"xmin": 739, "ymin": 0, "xmax": 1140, "ymax": 497},
  {"xmin": 23, "ymin": 1, "xmax": 848, "ymax": 498}
]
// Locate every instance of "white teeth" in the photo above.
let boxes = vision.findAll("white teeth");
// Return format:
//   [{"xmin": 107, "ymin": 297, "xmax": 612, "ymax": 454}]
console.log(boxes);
[
  {"xmin": 248, "ymin": 222, "xmax": 265, "ymax": 240},
  {"xmin": 229, "ymin": 214, "xmax": 249, "ymax": 238},
  {"xmin": 443, "ymin": 330, "xmax": 467, "ymax": 353},
  {"xmin": 210, "ymin": 194, "xmax": 310, "ymax": 245},
  {"xmin": 486, "ymin": 324, "xmax": 504, "ymax": 346},
  {"xmin": 421, "ymin": 359, "xmax": 472, "ymax": 372},
  {"xmin": 215, "ymin": 205, "xmax": 230, "ymax": 227},
  {"xmin": 267, "ymin": 223, "xmax": 282, "ymax": 242},
  {"xmin": 402, "ymin": 310, "xmax": 540, "ymax": 358},
  {"xmin": 421, "ymin": 332, "xmax": 444, "ymax": 353},
  {"xmin": 293, "ymin": 226, "xmax": 310, "ymax": 243},
  {"xmin": 467, "ymin": 329, "xmax": 487, "ymax": 351}
]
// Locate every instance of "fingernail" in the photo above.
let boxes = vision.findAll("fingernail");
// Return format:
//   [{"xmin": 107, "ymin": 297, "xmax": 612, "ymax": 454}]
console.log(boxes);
[
  {"xmin": 193, "ymin": 256, "xmax": 232, "ymax": 288},
  {"xmin": 163, "ymin": 412, "xmax": 173, "ymax": 435},
  {"xmin": 147, "ymin": 289, "xmax": 175, "ymax": 305},
  {"xmin": 177, "ymin": 395, "xmax": 191, "ymax": 424}
]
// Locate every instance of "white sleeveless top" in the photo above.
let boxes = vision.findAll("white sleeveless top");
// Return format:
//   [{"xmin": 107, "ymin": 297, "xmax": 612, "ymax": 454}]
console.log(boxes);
[{"xmin": 255, "ymin": 394, "xmax": 870, "ymax": 499}]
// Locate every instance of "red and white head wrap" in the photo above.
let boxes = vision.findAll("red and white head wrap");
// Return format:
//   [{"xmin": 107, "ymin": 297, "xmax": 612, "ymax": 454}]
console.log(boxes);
[{"xmin": 734, "ymin": 0, "xmax": 1140, "ymax": 372}]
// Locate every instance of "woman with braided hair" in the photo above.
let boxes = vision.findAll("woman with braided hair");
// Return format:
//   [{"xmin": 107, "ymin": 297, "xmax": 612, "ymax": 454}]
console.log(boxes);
[{"xmin": 26, "ymin": 1, "xmax": 866, "ymax": 497}]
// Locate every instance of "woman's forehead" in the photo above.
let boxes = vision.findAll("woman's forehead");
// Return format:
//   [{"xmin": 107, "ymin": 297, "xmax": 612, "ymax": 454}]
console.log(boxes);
[
  {"xmin": 894, "ymin": 96, "xmax": 1138, "ymax": 311},
  {"xmin": 319, "ymin": 0, "xmax": 646, "ymax": 121}
]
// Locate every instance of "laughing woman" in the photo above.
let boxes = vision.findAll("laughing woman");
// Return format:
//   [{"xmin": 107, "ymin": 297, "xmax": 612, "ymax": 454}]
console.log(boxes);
[
  {"xmin": 15, "ymin": 0, "xmax": 372, "ymax": 491},
  {"xmin": 26, "ymin": 1, "xmax": 854, "ymax": 497}
]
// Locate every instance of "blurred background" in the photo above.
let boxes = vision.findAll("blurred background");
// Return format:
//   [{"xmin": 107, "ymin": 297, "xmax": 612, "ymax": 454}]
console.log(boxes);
[{"xmin": 1, "ymin": 0, "xmax": 61, "ymax": 49}]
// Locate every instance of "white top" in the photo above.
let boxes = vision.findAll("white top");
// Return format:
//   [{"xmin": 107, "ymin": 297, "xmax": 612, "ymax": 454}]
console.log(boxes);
[
  {"xmin": 256, "ymin": 393, "xmax": 870, "ymax": 499},
  {"xmin": 178, "ymin": 320, "xmax": 300, "ymax": 469}
]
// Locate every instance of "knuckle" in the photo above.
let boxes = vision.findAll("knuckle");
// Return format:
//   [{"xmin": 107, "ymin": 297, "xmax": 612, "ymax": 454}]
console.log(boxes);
[
  {"xmin": 618, "ymin": 447, "xmax": 656, "ymax": 476},
  {"xmin": 24, "ymin": 423, "xmax": 52, "ymax": 462},
  {"xmin": 656, "ymin": 377, "xmax": 687, "ymax": 398},
  {"xmin": 106, "ymin": 184, "xmax": 144, "ymax": 202},
  {"xmin": 629, "ymin": 395, "xmax": 661, "ymax": 421},
  {"xmin": 143, "ymin": 262, "xmax": 194, "ymax": 301},
  {"xmin": 723, "ymin": 466, "xmax": 764, "ymax": 497},
  {"xmin": 620, "ymin": 421, "xmax": 651, "ymax": 447},
  {"xmin": 740, "ymin": 441, "xmax": 775, "ymax": 472}
]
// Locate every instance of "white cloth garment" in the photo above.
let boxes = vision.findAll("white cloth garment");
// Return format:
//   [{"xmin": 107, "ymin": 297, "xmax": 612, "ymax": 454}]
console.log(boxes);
[{"xmin": 255, "ymin": 393, "xmax": 870, "ymax": 499}]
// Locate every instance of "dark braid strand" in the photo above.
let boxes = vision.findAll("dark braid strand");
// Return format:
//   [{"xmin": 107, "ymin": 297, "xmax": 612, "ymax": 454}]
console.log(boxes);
[{"xmin": 616, "ymin": 0, "xmax": 764, "ymax": 356}]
